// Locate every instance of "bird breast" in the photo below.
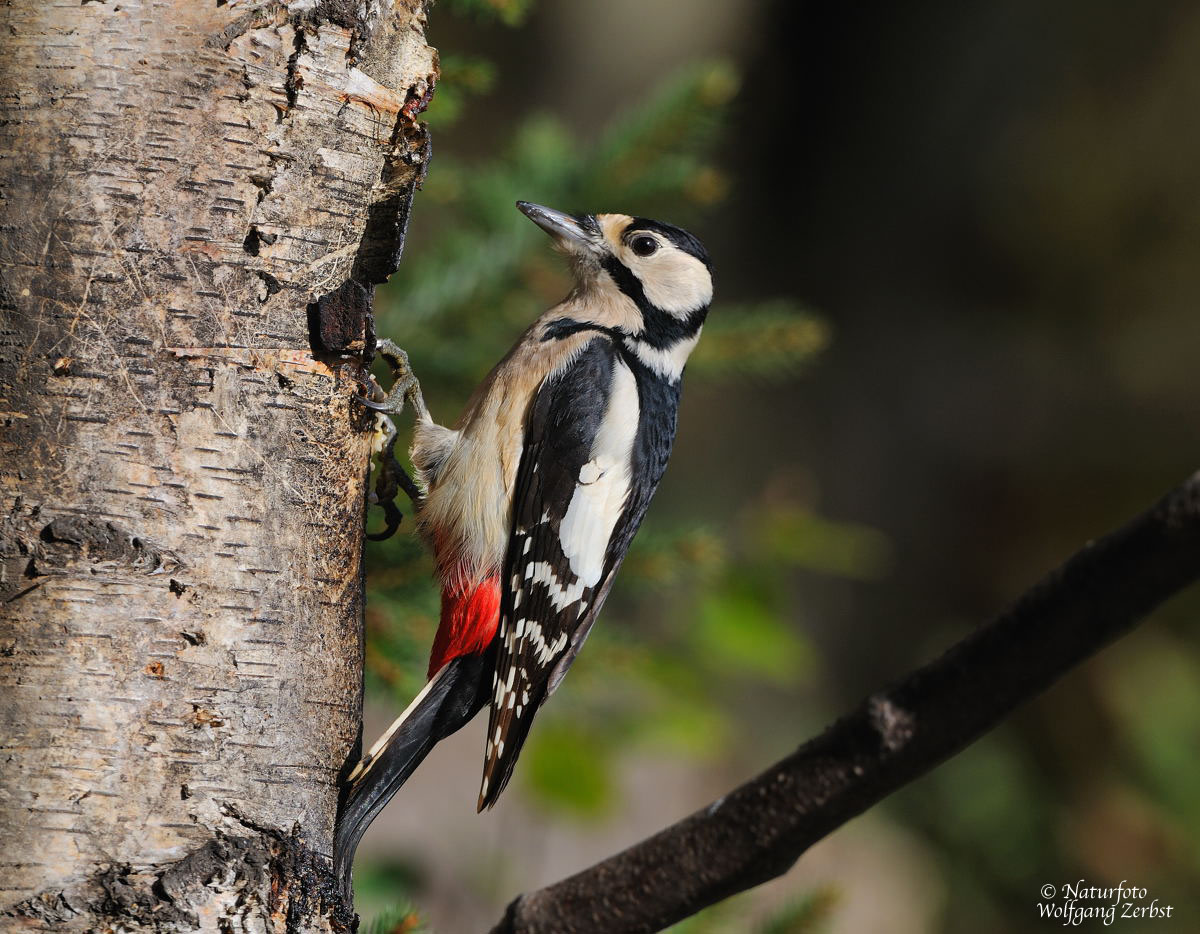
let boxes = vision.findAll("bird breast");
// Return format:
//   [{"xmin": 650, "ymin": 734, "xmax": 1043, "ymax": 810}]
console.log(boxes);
[{"xmin": 412, "ymin": 326, "xmax": 598, "ymax": 588}]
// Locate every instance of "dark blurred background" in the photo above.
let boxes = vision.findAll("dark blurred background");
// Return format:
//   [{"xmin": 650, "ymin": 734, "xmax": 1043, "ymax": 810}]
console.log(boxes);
[{"xmin": 358, "ymin": 1, "xmax": 1200, "ymax": 930}]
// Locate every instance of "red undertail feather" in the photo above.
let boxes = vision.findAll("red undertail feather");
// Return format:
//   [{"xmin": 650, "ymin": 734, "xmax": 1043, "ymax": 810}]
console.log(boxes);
[{"xmin": 428, "ymin": 572, "xmax": 501, "ymax": 678}]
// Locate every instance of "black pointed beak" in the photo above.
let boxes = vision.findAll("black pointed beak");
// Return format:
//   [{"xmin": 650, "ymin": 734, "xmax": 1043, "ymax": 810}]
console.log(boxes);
[{"xmin": 516, "ymin": 201, "xmax": 600, "ymax": 252}]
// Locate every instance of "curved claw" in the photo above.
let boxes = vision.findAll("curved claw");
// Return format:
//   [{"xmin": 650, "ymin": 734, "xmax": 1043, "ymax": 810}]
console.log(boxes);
[
  {"xmin": 363, "ymin": 415, "xmax": 423, "ymax": 541},
  {"xmin": 357, "ymin": 394, "xmax": 393, "ymax": 412},
  {"xmin": 366, "ymin": 500, "xmax": 404, "ymax": 541}
]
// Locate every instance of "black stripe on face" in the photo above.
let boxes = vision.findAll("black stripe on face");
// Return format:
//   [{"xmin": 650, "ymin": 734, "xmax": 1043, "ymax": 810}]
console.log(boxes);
[
  {"xmin": 601, "ymin": 254, "xmax": 709, "ymax": 350},
  {"xmin": 625, "ymin": 218, "xmax": 712, "ymax": 270}
]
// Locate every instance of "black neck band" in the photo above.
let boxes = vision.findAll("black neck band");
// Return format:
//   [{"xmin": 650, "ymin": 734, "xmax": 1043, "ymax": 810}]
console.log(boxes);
[{"xmin": 600, "ymin": 255, "xmax": 708, "ymax": 350}]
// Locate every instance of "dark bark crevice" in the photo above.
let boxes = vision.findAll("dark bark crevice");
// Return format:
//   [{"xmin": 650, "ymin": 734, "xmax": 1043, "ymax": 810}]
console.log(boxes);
[{"xmin": 6, "ymin": 823, "xmax": 354, "ymax": 933}]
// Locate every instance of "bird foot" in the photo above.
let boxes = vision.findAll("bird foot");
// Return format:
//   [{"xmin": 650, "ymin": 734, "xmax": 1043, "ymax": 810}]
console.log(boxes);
[
  {"xmin": 358, "ymin": 339, "xmax": 427, "ymax": 540},
  {"xmin": 358, "ymin": 339, "xmax": 430, "ymax": 423}
]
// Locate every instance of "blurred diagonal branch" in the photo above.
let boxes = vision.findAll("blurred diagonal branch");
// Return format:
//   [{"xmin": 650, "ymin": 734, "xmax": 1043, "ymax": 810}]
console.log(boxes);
[{"xmin": 490, "ymin": 472, "xmax": 1200, "ymax": 934}]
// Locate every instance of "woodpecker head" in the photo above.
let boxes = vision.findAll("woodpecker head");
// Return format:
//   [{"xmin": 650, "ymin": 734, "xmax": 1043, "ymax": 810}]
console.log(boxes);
[{"xmin": 517, "ymin": 201, "xmax": 713, "ymax": 341}]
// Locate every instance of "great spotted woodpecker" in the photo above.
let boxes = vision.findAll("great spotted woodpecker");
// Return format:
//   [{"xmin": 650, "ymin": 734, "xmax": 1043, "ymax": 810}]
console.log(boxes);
[{"xmin": 334, "ymin": 201, "xmax": 712, "ymax": 891}]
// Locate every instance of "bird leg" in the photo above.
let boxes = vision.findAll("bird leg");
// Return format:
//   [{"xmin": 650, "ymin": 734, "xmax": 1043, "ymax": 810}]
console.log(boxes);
[
  {"xmin": 360, "ymin": 339, "xmax": 430, "ymax": 423},
  {"xmin": 358, "ymin": 339, "xmax": 427, "ymax": 540}
]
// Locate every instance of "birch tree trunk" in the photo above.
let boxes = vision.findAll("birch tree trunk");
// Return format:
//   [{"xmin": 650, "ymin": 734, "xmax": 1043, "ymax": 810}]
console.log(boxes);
[{"xmin": 0, "ymin": 2, "xmax": 434, "ymax": 930}]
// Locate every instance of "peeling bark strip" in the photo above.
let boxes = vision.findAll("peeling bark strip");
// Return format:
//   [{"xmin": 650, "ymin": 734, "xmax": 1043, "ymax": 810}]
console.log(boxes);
[
  {"xmin": 491, "ymin": 473, "xmax": 1200, "ymax": 934},
  {"xmin": 0, "ymin": 1, "xmax": 436, "ymax": 930}
]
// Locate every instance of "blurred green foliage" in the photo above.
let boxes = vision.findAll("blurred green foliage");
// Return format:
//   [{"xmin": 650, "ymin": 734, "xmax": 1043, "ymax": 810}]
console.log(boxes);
[
  {"xmin": 356, "ymin": 862, "xmax": 428, "ymax": 934},
  {"xmin": 365, "ymin": 54, "xmax": 853, "ymax": 794},
  {"xmin": 423, "ymin": 54, "xmax": 496, "ymax": 128},
  {"xmin": 360, "ymin": 900, "xmax": 426, "ymax": 934},
  {"xmin": 360, "ymin": 4, "xmax": 1200, "ymax": 933},
  {"xmin": 1102, "ymin": 633, "xmax": 1200, "ymax": 870},
  {"xmin": 442, "ymin": 0, "xmax": 536, "ymax": 28},
  {"xmin": 350, "ymin": 1, "xmax": 1200, "ymax": 931},
  {"xmin": 668, "ymin": 886, "xmax": 841, "ymax": 934},
  {"xmin": 360, "ymin": 1, "xmax": 1200, "ymax": 931},
  {"xmin": 359, "ymin": 16, "xmax": 870, "ymax": 928}
]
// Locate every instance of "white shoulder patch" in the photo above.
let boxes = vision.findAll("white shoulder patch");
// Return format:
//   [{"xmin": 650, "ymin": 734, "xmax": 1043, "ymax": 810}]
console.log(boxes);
[{"xmin": 557, "ymin": 359, "xmax": 639, "ymax": 586}]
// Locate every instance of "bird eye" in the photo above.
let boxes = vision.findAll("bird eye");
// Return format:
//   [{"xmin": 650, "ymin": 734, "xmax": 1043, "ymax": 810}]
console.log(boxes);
[{"xmin": 630, "ymin": 235, "xmax": 658, "ymax": 257}]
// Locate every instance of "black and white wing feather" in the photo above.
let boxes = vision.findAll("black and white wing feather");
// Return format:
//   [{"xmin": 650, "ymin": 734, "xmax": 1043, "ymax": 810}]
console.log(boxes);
[{"xmin": 478, "ymin": 335, "xmax": 678, "ymax": 809}]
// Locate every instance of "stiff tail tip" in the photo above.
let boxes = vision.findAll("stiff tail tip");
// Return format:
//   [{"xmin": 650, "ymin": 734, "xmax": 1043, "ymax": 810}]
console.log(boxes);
[{"xmin": 332, "ymin": 651, "xmax": 494, "ymax": 900}]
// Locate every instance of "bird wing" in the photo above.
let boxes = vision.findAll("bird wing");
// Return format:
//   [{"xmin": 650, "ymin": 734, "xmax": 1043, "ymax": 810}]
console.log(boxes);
[{"xmin": 478, "ymin": 335, "xmax": 671, "ymax": 810}]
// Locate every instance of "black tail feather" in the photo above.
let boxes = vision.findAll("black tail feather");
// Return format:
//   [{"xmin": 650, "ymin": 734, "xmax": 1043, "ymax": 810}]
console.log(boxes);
[
  {"xmin": 477, "ymin": 686, "xmax": 544, "ymax": 812},
  {"xmin": 334, "ymin": 648, "xmax": 493, "ymax": 900}
]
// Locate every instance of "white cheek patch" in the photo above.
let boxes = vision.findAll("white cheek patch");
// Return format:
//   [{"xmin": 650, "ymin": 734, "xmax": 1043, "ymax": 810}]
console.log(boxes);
[
  {"xmin": 557, "ymin": 359, "xmax": 639, "ymax": 586},
  {"xmin": 637, "ymin": 250, "xmax": 712, "ymax": 317}
]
